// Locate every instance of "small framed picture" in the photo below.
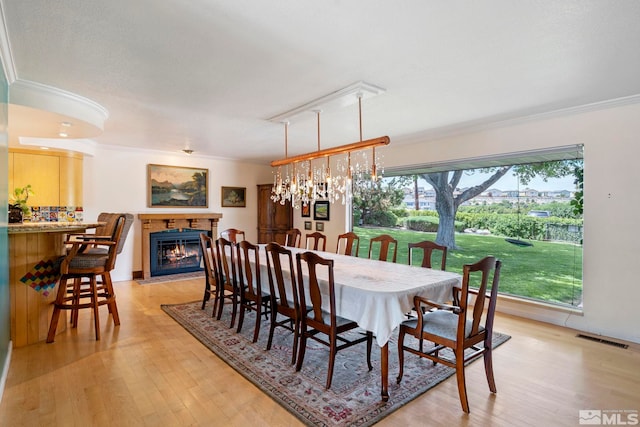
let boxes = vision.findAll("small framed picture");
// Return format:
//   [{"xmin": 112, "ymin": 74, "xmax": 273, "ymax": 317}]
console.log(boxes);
[
  {"xmin": 313, "ymin": 200, "xmax": 330, "ymax": 221},
  {"xmin": 304, "ymin": 221, "xmax": 312, "ymax": 230},
  {"xmin": 301, "ymin": 203, "xmax": 310, "ymax": 217},
  {"xmin": 221, "ymin": 186, "xmax": 246, "ymax": 207},
  {"xmin": 315, "ymin": 222, "xmax": 324, "ymax": 232}
]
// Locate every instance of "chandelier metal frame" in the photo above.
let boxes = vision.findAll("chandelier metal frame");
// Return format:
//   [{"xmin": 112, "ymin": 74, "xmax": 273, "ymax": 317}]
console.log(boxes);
[{"xmin": 270, "ymin": 86, "xmax": 389, "ymax": 208}]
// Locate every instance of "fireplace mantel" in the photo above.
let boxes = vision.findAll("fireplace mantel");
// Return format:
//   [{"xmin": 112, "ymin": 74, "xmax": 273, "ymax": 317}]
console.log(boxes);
[{"xmin": 138, "ymin": 213, "xmax": 222, "ymax": 279}]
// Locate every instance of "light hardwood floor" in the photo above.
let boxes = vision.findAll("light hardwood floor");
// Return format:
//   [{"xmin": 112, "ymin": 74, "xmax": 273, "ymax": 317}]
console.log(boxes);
[{"xmin": 1, "ymin": 278, "xmax": 638, "ymax": 426}]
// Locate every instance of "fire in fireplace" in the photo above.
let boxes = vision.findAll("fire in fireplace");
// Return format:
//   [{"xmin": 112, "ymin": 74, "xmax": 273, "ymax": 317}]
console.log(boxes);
[{"xmin": 150, "ymin": 229, "xmax": 207, "ymax": 276}]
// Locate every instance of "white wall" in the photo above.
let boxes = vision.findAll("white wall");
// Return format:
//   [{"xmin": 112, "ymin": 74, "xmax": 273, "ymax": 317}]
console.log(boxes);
[
  {"xmin": 382, "ymin": 101, "xmax": 640, "ymax": 344},
  {"xmin": 83, "ymin": 145, "xmax": 273, "ymax": 282}
]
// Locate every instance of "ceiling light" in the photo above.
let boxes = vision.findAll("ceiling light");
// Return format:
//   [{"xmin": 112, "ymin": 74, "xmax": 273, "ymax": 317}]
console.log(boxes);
[
  {"xmin": 60, "ymin": 121, "xmax": 72, "ymax": 127},
  {"xmin": 182, "ymin": 149, "xmax": 194, "ymax": 155},
  {"xmin": 271, "ymin": 86, "xmax": 389, "ymax": 208},
  {"xmin": 58, "ymin": 131, "xmax": 68, "ymax": 138}
]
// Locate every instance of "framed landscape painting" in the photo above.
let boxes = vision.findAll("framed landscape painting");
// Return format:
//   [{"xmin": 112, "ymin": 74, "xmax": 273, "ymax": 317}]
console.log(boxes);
[
  {"xmin": 147, "ymin": 164, "xmax": 208, "ymax": 208},
  {"xmin": 313, "ymin": 200, "xmax": 330, "ymax": 221},
  {"xmin": 221, "ymin": 186, "xmax": 246, "ymax": 207}
]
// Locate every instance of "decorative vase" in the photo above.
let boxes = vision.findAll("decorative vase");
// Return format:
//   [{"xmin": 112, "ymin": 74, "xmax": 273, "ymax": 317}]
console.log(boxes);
[{"xmin": 8, "ymin": 204, "xmax": 24, "ymax": 223}]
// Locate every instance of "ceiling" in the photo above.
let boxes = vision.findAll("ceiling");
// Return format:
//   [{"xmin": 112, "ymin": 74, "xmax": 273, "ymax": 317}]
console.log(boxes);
[{"xmin": 3, "ymin": 1, "xmax": 640, "ymax": 164}]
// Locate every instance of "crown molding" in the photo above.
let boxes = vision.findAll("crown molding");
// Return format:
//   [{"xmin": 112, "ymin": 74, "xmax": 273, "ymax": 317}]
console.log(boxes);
[
  {"xmin": 10, "ymin": 79, "xmax": 108, "ymax": 129},
  {"xmin": 0, "ymin": 1, "xmax": 16, "ymax": 83}
]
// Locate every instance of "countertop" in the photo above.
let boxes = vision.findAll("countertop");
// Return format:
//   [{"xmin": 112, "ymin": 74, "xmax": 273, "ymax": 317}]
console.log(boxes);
[{"xmin": 7, "ymin": 222, "xmax": 104, "ymax": 234}]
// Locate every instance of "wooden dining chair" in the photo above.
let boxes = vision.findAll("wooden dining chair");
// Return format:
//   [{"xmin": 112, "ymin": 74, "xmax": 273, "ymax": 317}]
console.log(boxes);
[
  {"xmin": 236, "ymin": 240, "xmax": 270, "ymax": 342},
  {"xmin": 264, "ymin": 242, "xmax": 303, "ymax": 364},
  {"xmin": 304, "ymin": 232, "xmax": 327, "ymax": 251},
  {"xmin": 335, "ymin": 231, "xmax": 360, "ymax": 256},
  {"xmin": 284, "ymin": 228, "xmax": 302, "ymax": 248},
  {"xmin": 295, "ymin": 251, "xmax": 373, "ymax": 389},
  {"xmin": 397, "ymin": 256, "xmax": 502, "ymax": 413},
  {"xmin": 221, "ymin": 228, "xmax": 246, "ymax": 243},
  {"xmin": 408, "ymin": 240, "xmax": 448, "ymax": 270},
  {"xmin": 215, "ymin": 236, "xmax": 241, "ymax": 328},
  {"xmin": 367, "ymin": 234, "xmax": 398, "ymax": 262},
  {"xmin": 199, "ymin": 233, "xmax": 221, "ymax": 317}
]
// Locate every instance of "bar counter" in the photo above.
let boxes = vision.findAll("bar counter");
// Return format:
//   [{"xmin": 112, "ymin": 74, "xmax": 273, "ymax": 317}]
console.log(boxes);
[{"xmin": 8, "ymin": 222, "xmax": 103, "ymax": 347}]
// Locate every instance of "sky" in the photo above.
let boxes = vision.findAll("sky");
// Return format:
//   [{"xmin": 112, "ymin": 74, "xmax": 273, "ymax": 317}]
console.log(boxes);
[
  {"xmin": 392, "ymin": 170, "xmax": 577, "ymax": 192},
  {"xmin": 454, "ymin": 170, "xmax": 576, "ymax": 191}
]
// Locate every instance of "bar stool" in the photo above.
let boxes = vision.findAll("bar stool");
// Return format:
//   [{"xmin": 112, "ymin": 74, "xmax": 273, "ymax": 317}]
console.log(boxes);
[{"xmin": 47, "ymin": 213, "xmax": 133, "ymax": 342}]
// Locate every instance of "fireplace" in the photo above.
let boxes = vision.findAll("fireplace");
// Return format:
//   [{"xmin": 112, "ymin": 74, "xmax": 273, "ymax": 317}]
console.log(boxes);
[
  {"xmin": 138, "ymin": 213, "xmax": 222, "ymax": 279},
  {"xmin": 150, "ymin": 229, "xmax": 206, "ymax": 276}
]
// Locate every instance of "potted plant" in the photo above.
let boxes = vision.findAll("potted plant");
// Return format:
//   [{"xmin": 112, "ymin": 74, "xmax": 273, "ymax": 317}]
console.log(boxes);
[{"xmin": 8, "ymin": 184, "xmax": 34, "ymax": 223}]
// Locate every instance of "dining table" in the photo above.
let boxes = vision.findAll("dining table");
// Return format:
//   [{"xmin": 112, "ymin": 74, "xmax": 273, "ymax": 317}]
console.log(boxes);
[{"xmin": 256, "ymin": 244, "xmax": 462, "ymax": 401}]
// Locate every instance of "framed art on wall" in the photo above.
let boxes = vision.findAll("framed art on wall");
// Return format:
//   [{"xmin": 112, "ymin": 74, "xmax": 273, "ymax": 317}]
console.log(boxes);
[
  {"xmin": 221, "ymin": 186, "xmax": 246, "ymax": 207},
  {"xmin": 315, "ymin": 222, "xmax": 324, "ymax": 232},
  {"xmin": 304, "ymin": 221, "xmax": 312, "ymax": 230},
  {"xmin": 301, "ymin": 203, "xmax": 310, "ymax": 217},
  {"xmin": 313, "ymin": 200, "xmax": 330, "ymax": 221},
  {"xmin": 147, "ymin": 164, "xmax": 208, "ymax": 208}
]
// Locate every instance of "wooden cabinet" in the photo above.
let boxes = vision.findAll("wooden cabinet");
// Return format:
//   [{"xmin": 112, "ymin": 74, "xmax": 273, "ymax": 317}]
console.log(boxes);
[
  {"xmin": 257, "ymin": 184, "xmax": 292, "ymax": 244},
  {"xmin": 8, "ymin": 149, "xmax": 83, "ymax": 207}
]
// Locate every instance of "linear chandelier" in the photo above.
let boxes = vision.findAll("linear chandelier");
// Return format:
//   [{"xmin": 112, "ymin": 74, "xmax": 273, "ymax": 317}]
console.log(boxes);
[{"xmin": 270, "ymin": 86, "xmax": 390, "ymax": 208}]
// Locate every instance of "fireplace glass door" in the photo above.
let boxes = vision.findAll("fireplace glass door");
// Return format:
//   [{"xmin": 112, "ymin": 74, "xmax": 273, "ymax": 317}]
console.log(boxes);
[{"xmin": 150, "ymin": 229, "xmax": 205, "ymax": 276}]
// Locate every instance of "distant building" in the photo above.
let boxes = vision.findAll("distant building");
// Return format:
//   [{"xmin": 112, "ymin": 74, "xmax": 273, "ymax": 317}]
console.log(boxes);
[{"xmin": 402, "ymin": 184, "xmax": 573, "ymax": 209}]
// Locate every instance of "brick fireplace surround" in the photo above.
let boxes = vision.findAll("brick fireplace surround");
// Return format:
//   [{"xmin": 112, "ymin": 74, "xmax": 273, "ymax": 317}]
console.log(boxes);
[{"xmin": 138, "ymin": 213, "xmax": 222, "ymax": 279}]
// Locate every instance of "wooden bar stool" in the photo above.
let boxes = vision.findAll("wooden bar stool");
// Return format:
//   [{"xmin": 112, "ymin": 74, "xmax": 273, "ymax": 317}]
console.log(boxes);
[{"xmin": 47, "ymin": 213, "xmax": 133, "ymax": 342}]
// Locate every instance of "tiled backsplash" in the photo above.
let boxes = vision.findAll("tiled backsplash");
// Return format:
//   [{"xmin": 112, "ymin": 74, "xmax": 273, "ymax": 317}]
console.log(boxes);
[{"xmin": 27, "ymin": 206, "xmax": 84, "ymax": 222}]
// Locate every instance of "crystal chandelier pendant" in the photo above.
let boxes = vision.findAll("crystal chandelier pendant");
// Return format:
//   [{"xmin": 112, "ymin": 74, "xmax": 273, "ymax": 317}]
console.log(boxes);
[{"xmin": 270, "ymin": 84, "xmax": 389, "ymax": 209}]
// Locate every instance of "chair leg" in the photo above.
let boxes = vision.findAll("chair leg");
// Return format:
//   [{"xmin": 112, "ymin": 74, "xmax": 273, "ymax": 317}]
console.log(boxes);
[
  {"xmin": 251, "ymin": 302, "xmax": 261, "ymax": 343},
  {"xmin": 266, "ymin": 307, "xmax": 276, "ymax": 351},
  {"xmin": 295, "ymin": 323, "xmax": 307, "ymax": 370},
  {"xmin": 210, "ymin": 286, "xmax": 219, "ymax": 318},
  {"xmin": 236, "ymin": 299, "xmax": 246, "ymax": 334},
  {"xmin": 366, "ymin": 331, "xmax": 373, "ymax": 371},
  {"xmin": 216, "ymin": 289, "xmax": 226, "ymax": 320},
  {"xmin": 46, "ymin": 276, "xmax": 68, "ymax": 343},
  {"xmin": 201, "ymin": 278, "xmax": 211, "ymax": 310},
  {"xmin": 484, "ymin": 347, "xmax": 497, "ymax": 393},
  {"xmin": 89, "ymin": 275, "xmax": 101, "ymax": 341},
  {"xmin": 291, "ymin": 319, "xmax": 300, "ymax": 366},
  {"xmin": 396, "ymin": 327, "xmax": 406, "ymax": 383},
  {"xmin": 325, "ymin": 336, "xmax": 338, "ymax": 389},
  {"xmin": 71, "ymin": 278, "xmax": 81, "ymax": 327},
  {"xmin": 102, "ymin": 273, "xmax": 120, "ymax": 326},
  {"xmin": 455, "ymin": 353, "xmax": 470, "ymax": 413},
  {"xmin": 229, "ymin": 291, "xmax": 238, "ymax": 329}
]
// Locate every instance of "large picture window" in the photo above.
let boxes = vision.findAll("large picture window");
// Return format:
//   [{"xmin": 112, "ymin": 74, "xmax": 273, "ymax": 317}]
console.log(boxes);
[{"xmin": 353, "ymin": 146, "xmax": 584, "ymax": 308}]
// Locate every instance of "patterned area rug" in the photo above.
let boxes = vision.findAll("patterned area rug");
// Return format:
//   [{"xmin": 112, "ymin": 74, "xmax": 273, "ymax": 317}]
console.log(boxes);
[
  {"xmin": 161, "ymin": 301, "xmax": 510, "ymax": 426},
  {"xmin": 136, "ymin": 271, "xmax": 204, "ymax": 284}
]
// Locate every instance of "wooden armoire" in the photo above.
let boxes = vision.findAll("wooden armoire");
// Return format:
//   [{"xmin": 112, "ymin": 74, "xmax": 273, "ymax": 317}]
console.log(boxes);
[{"xmin": 257, "ymin": 184, "xmax": 293, "ymax": 244}]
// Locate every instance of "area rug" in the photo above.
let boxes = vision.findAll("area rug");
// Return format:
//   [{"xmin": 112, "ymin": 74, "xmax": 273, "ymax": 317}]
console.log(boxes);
[
  {"xmin": 136, "ymin": 271, "xmax": 204, "ymax": 284},
  {"xmin": 161, "ymin": 301, "xmax": 510, "ymax": 426}
]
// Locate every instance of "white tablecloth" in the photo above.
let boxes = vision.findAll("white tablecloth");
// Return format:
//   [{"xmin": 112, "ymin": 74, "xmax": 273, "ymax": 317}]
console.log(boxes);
[{"xmin": 258, "ymin": 245, "xmax": 462, "ymax": 347}]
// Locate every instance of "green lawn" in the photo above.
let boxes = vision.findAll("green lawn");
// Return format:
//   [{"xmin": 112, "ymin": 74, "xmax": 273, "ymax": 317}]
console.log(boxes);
[{"xmin": 353, "ymin": 226, "xmax": 583, "ymax": 307}]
